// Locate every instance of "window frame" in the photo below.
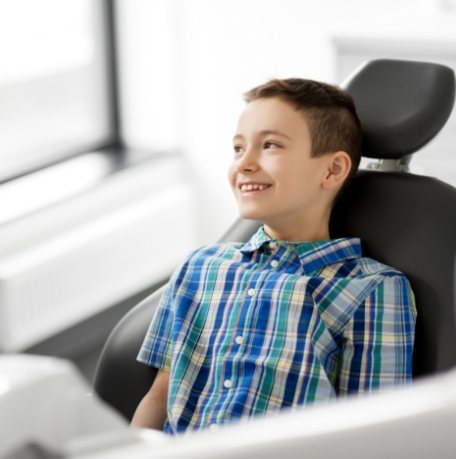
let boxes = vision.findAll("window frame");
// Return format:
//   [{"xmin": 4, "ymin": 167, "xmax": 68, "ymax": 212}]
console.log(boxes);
[{"xmin": 0, "ymin": 0, "xmax": 126, "ymax": 186}]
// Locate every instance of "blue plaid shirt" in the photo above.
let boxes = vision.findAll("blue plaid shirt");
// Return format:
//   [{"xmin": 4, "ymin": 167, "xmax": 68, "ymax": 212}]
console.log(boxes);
[{"xmin": 138, "ymin": 227, "xmax": 416, "ymax": 434}]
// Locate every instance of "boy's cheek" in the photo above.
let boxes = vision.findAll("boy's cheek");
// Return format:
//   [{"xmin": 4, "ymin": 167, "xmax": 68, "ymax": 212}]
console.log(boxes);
[{"xmin": 227, "ymin": 167, "xmax": 237, "ymax": 190}]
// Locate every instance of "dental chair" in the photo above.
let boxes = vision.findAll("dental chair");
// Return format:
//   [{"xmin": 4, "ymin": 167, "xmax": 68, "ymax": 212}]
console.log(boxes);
[{"xmin": 93, "ymin": 58, "xmax": 456, "ymax": 422}]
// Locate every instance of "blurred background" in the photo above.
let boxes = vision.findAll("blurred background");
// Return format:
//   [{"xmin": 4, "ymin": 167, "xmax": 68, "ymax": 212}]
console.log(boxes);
[{"xmin": 1, "ymin": 0, "xmax": 455, "ymax": 382}]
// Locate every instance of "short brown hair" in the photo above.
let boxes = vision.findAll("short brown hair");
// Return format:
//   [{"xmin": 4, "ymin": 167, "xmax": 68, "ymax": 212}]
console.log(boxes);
[{"xmin": 244, "ymin": 78, "xmax": 362, "ymax": 183}]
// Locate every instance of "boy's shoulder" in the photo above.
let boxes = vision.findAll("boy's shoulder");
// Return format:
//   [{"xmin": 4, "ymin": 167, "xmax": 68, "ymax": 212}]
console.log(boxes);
[
  {"xmin": 175, "ymin": 242, "xmax": 243, "ymax": 272},
  {"xmin": 185, "ymin": 241, "xmax": 243, "ymax": 261},
  {"xmin": 347, "ymin": 255, "xmax": 406, "ymax": 281},
  {"xmin": 182, "ymin": 240, "xmax": 409, "ymax": 283}
]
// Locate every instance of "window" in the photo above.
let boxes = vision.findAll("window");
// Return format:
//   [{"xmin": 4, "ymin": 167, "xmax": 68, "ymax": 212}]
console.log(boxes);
[{"xmin": 0, "ymin": 0, "xmax": 115, "ymax": 182}]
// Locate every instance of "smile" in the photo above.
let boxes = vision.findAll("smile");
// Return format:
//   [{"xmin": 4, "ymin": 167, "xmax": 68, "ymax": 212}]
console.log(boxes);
[{"xmin": 239, "ymin": 183, "xmax": 271, "ymax": 192}]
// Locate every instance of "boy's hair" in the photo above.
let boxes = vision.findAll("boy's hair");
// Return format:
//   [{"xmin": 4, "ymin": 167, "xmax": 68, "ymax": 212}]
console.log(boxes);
[{"xmin": 243, "ymin": 78, "xmax": 362, "ymax": 184}]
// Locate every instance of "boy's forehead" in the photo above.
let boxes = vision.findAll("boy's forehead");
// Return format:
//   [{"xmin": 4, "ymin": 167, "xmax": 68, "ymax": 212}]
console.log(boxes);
[{"xmin": 236, "ymin": 97, "xmax": 309, "ymax": 137}]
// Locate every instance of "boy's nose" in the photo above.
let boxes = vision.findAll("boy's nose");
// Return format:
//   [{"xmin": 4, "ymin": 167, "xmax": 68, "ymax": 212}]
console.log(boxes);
[{"xmin": 236, "ymin": 148, "xmax": 259, "ymax": 173}]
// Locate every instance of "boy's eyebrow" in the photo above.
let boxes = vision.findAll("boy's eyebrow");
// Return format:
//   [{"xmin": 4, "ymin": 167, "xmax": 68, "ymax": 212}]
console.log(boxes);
[
  {"xmin": 259, "ymin": 129, "xmax": 292, "ymax": 140},
  {"xmin": 233, "ymin": 129, "xmax": 292, "ymax": 142}
]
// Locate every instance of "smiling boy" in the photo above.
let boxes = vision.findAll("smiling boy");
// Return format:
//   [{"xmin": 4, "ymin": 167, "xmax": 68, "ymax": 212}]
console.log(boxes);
[
  {"xmin": 231, "ymin": 95, "xmax": 351, "ymax": 241},
  {"xmin": 131, "ymin": 79, "xmax": 416, "ymax": 434}
]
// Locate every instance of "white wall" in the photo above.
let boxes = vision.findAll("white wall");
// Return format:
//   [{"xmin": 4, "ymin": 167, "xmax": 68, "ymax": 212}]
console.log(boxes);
[{"xmin": 117, "ymin": 0, "xmax": 456, "ymax": 245}]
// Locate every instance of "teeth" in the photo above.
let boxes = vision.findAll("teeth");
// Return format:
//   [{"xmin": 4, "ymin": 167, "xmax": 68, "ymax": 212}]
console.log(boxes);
[{"xmin": 240, "ymin": 183, "xmax": 268, "ymax": 191}]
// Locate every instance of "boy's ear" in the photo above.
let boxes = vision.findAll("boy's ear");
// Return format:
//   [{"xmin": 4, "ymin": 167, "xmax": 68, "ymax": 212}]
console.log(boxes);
[{"xmin": 322, "ymin": 151, "xmax": 352, "ymax": 191}]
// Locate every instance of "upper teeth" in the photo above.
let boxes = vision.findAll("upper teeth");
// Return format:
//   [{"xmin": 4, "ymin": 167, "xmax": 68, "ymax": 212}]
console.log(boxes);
[{"xmin": 240, "ymin": 183, "xmax": 268, "ymax": 191}]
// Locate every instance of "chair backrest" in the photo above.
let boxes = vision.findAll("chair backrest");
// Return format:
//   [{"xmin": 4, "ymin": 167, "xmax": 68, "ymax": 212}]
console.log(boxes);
[
  {"xmin": 93, "ymin": 59, "xmax": 456, "ymax": 421},
  {"xmin": 332, "ymin": 59, "xmax": 456, "ymax": 377}
]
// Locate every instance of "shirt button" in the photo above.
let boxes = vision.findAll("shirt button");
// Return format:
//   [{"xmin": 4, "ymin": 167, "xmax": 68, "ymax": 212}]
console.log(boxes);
[
  {"xmin": 223, "ymin": 379, "xmax": 233, "ymax": 389},
  {"xmin": 247, "ymin": 288, "xmax": 256, "ymax": 296},
  {"xmin": 235, "ymin": 335, "xmax": 244, "ymax": 345},
  {"xmin": 270, "ymin": 260, "xmax": 279, "ymax": 268}
]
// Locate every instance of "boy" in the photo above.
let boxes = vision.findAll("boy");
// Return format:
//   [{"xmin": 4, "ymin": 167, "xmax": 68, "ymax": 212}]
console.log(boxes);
[{"xmin": 131, "ymin": 78, "xmax": 416, "ymax": 434}]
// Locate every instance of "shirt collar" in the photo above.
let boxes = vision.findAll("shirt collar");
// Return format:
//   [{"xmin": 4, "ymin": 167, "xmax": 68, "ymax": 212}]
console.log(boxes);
[
  {"xmin": 240, "ymin": 226, "xmax": 362, "ymax": 274},
  {"xmin": 240, "ymin": 226, "xmax": 272, "ymax": 253}
]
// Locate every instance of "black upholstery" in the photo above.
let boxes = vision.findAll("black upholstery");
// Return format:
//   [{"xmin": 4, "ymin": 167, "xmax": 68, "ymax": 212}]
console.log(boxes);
[
  {"xmin": 92, "ymin": 286, "xmax": 163, "ymax": 421},
  {"xmin": 93, "ymin": 59, "xmax": 456, "ymax": 421},
  {"xmin": 344, "ymin": 59, "xmax": 455, "ymax": 159}
]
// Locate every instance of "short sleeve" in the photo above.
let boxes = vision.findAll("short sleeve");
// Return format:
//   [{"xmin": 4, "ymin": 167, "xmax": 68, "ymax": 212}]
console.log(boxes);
[
  {"xmin": 137, "ymin": 280, "xmax": 176, "ymax": 372},
  {"xmin": 136, "ymin": 249, "xmax": 198, "ymax": 371},
  {"xmin": 337, "ymin": 274, "xmax": 417, "ymax": 395}
]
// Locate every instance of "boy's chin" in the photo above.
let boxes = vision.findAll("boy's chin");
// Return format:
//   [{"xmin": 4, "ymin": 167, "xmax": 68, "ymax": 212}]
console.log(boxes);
[{"xmin": 238, "ymin": 209, "xmax": 267, "ymax": 222}]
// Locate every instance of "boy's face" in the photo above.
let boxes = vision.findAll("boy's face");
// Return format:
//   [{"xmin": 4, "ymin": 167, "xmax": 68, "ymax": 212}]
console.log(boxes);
[{"xmin": 229, "ymin": 97, "xmax": 336, "ymax": 240}]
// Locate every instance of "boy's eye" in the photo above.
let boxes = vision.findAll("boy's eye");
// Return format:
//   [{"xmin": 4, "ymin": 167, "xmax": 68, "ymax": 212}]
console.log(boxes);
[
  {"xmin": 264, "ymin": 141, "xmax": 280, "ymax": 149},
  {"xmin": 233, "ymin": 145, "xmax": 244, "ymax": 154}
]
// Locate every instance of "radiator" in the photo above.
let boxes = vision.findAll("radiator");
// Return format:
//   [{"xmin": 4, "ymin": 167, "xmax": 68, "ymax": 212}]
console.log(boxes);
[{"xmin": 0, "ymin": 157, "xmax": 196, "ymax": 351}]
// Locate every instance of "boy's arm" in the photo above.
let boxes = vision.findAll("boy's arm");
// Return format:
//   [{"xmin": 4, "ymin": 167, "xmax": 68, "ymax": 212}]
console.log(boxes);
[
  {"xmin": 338, "ymin": 274, "xmax": 417, "ymax": 394},
  {"xmin": 130, "ymin": 369, "xmax": 170, "ymax": 430}
]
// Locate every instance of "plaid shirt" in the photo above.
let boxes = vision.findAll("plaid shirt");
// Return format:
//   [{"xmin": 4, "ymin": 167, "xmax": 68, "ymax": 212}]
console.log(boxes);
[{"xmin": 138, "ymin": 227, "xmax": 416, "ymax": 434}]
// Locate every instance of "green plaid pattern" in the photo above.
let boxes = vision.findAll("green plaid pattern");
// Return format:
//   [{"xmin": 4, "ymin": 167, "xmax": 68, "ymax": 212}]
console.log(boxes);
[{"xmin": 138, "ymin": 227, "xmax": 416, "ymax": 434}]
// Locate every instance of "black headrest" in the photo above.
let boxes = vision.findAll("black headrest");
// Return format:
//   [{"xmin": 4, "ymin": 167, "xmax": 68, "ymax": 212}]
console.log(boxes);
[{"xmin": 342, "ymin": 59, "xmax": 455, "ymax": 160}]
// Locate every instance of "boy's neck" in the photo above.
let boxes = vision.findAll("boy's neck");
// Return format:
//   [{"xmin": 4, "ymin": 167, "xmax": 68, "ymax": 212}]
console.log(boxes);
[{"xmin": 264, "ymin": 223, "xmax": 331, "ymax": 242}]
